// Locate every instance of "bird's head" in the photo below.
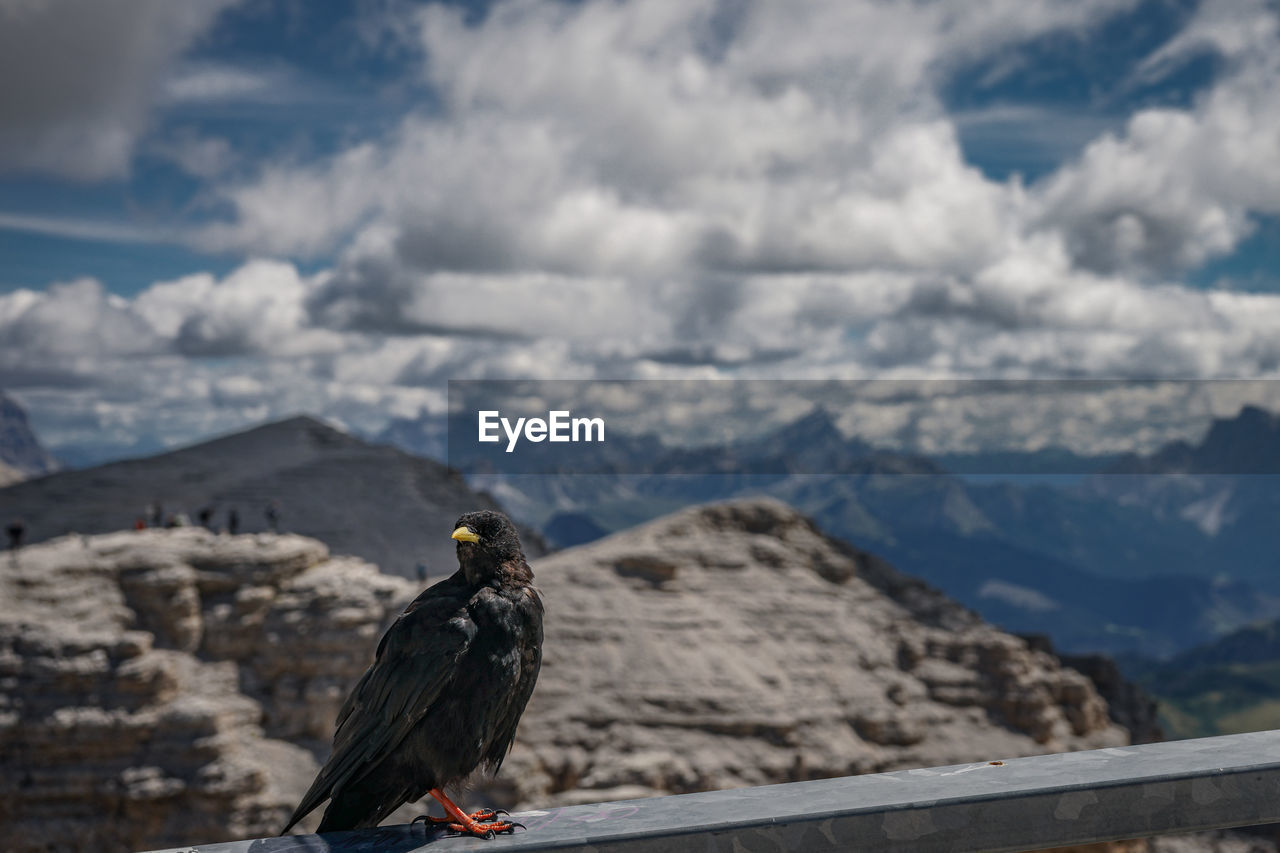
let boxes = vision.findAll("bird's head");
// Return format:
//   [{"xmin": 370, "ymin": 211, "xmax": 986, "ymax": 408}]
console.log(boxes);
[{"xmin": 452, "ymin": 510, "xmax": 527, "ymax": 584}]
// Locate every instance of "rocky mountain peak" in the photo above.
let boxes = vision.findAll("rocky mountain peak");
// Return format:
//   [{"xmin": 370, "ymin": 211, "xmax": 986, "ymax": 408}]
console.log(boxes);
[
  {"xmin": 0, "ymin": 390, "xmax": 58, "ymax": 483},
  {"xmin": 174, "ymin": 414, "xmax": 364, "ymax": 461},
  {"xmin": 488, "ymin": 497, "xmax": 1127, "ymax": 808},
  {"xmin": 764, "ymin": 406, "xmax": 845, "ymax": 447},
  {"xmin": 652, "ymin": 495, "xmax": 813, "ymax": 536},
  {"xmin": 1106, "ymin": 404, "xmax": 1280, "ymax": 475},
  {"xmin": 627, "ymin": 497, "xmax": 985, "ymax": 628},
  {"xmin": 1196, "ymin": 405, "xmax": 1280, "ymax": 473},
  {"xmin": 0, "ymin": 414, "xmax": 539, "ymax": 579}
]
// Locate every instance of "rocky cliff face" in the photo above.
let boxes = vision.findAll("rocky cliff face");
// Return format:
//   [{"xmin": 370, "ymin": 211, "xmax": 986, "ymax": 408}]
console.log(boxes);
[
  {"xmin": 2, "ymin": 500, "xmax": 1154, "ymax": 852},
  {"xmin": 0, "ymin": 390, "xmax": 57, "ymax": 483},
  {"xmin": 1022, "ymin": 639, "xmax": 1165, "ymax": 745},
  {"xmin": 0, "ymin": 528, "xmax": 415, "ymax": 853},
  {"xmin": 485, "ymin": 498, "xmax": 1128, "ymax": 808}
]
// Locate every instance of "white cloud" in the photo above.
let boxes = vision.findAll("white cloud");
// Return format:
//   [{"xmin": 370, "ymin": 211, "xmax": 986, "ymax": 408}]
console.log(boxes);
[
  {"xmin": 196, "ymin": 142, "xmax": 385, "ymax": 256},
  {"xmin": 135, "ymin": 259, "xmax": 344, "ymax": 357},
  {"xmin": 1033, "ymin": 2, "xmax": 1280, "ymax": 276},
  {"xmin": 161, "ymin": 63, "xmax": 274, "ymax": 103},
  {"xmin": 198, "ymin": 0, "xmax": 1073, "ymax": 313},
  {"xmin": 0, "ymin": 259, "xmax": 344, "ymax": 391},
  {"xmin": 1031, "ymin": 79, "xmax": 1280, "ymax": 275},
  {"xmin": 0, "ymin": 211, "xmax": 176, "ymax": 244},
  {"xmin": 0, "ymin": 278, "xmax": 165, "ymax": 393},
  {"xmin": 147, "ymin": 128, "xmax": 235, "ymax": 179},
  {"xmin": 198, "ymin": 0, "xmax": 1135, "ymax": 272},
  {"xmin": 128, "ymin": 1, "xmax": 1280, "ymax": 387},
  {"xmin": 1, "ymin": 278, "xmax": 162, "ymax": 360},
  {"xmin": 1135, "ymin": 0, "xmax": 1279, "ymax": 81},
  {"xmin": 0, "ymin": 0, "xmax": 238, "ymax": 180},
  {"xmin": 9, "ymin": 0, "xmax": 1280, "ymax": 455}
]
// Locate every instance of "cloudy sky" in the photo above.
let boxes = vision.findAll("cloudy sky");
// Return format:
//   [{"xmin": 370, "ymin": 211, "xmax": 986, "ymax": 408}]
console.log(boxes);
[{"xmin": 2, "ymin": 0, "xmax": 1280, "ymax": 459}]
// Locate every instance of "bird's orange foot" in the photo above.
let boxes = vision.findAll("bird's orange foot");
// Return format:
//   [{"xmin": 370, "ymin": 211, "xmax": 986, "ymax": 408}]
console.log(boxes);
[
  {"xmin": 420, "ymin": 789, "xmax": 525, "ymax": 839},
  {"xmin": 414, "ymin": 808, "xmax": 508, "ymax": 825},
  {"xmin": 413, "ymin": 812, "xmax": 521, "ymax": 838},
  {"xmin": 447, "ymin": 817, "xmax": 521, "ymax": 839}
]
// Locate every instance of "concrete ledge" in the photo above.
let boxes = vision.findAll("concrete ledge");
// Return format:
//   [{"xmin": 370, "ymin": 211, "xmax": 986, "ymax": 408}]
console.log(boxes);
[{"xmin": 144, "ymin": 729, "xmax": 1280, "ymax": 853}]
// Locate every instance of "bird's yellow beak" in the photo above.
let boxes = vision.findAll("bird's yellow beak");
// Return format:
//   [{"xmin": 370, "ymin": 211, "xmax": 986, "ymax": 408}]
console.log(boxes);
[{"xmin": 451, "ymin": 526, "xmax": 480, "ymax": 543}]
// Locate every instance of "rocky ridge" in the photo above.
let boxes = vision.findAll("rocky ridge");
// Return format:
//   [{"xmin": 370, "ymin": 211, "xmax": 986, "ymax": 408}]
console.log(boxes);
[
  {"xmin": 0, "ymin": 415, "xmax": 544, "ymax": 580},
  {"xmin": 0, "ymin": 528, "xmax": 415, "ymax": 852},
  {"xmin": 4, "ymin": 499, "xmax": 1197, "ymax": 852},
  {"xmin": 486, "ymin": 498, "xmax": 1128, "ymax": 808}
]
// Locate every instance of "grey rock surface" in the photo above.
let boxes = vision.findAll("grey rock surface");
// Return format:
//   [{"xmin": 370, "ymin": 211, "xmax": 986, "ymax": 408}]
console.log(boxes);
[
  {"xmin": 0, "ymin": 528, "xmax": 416, "ymax": 853},
  {"xmin": 1, "ymin": 498, "xmax": 1156, "ymax": 852},
  {"xmin": 481, "ymin": 498, "xmax": 1129, "ymax": 809}
]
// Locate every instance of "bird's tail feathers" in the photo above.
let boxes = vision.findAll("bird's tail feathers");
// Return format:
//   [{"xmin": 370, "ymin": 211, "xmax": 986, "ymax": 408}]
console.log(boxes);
[{"xmin": 280, "ymin": 768, "xmax": 337, "ymax": 835}]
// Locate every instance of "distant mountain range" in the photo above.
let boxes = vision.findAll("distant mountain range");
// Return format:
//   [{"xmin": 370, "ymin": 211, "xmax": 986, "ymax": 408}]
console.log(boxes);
[
  {"xmin": 1105, "ymin": 405, "xmax": 1280, "ymax": 475},
  {"xmin": 1125, "ymin": 618, "xmax": 1280, "ymax": 739},
  {"xmin": 0, "ymin": 415, "xmax": 544, "ymax": 578},
  {"xmin": 0, "ymin": 391, "xmax": 58, "ymax": 485},
  {"xmin": 1084, "ymin": 404, "xmax": 1280, "ymax": 587},
  {"xmin": 444, "ymin": 405, "xmax": 1280, "ymax": 658},
  {"xmin": 14, "ymin": 398, "xmax": 1280, "ymax": 660}
]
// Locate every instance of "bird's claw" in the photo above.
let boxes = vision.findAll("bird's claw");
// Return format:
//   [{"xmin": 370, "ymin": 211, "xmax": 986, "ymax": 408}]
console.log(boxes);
[
  {"xmin": 413, "ymin": 808, "xmax": 511, "ymax": 827},
  {"xmin": 444, "ymin": 820, "xmax": 520, "ymax": 837},
  {"xmin": 412, "ymin": 813, "xmax": 451, "ymax": 828}
]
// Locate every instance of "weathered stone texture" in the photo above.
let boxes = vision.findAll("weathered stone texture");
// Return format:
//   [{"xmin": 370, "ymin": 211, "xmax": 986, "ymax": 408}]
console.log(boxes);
[
  {"xmin": 1, "ymin": 501, "xmax": 1156, "ymax": 851},
  {"xmin": 483, "ymin": 498, "xmax": 1127, "ymax": 809},
  {"xmin": 0, "ymin": 528, "xmax": 414, "ymax": 852}
]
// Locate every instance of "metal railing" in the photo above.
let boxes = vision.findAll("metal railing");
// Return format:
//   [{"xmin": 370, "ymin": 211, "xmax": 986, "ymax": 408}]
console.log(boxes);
[{"xmin": 144, "ymin": 729, "xmax": 1280, "ymax": 853}]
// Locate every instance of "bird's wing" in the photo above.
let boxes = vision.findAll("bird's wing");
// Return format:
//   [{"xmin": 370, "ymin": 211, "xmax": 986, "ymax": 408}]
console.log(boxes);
[
  {"xmin": 328, "ymin": 573, "xmax": 465, "ymax": 736},
  {"xmin": 483, "ymin": 585, "xmax": 544, "ymax": 773},
  {"xmin": 282, "ymin": 592, "xmax": 476, "ymax": 833}
]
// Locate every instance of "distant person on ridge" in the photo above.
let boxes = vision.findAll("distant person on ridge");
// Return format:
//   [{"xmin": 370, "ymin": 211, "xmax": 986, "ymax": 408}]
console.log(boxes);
[
  {"xmin": 198, "ymin": 506, "xmax": 214, "ymax": 530},
  {"xmin": 6, "ymin": 518, "xmax": 24, "ymax": 564},
  {"xmin": 416, "ymin": 561, "xmax": 428, "ymax": 584},
  {"xmin": 228, "ymin": 508, "xmax": 240, "ymax": 535},
  {"xmin": 148, "ymin": 501, "xmax": 163, "ymax": 528},
  {"xmin": 265, "ymin": 501, "xmax": 280, "ymax": 533}
]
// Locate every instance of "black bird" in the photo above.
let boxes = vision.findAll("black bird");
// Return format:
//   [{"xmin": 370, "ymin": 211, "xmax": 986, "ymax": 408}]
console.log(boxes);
[{"xmin": 283, "ymin": 510, "xmax": 543, "ymax": 838}]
